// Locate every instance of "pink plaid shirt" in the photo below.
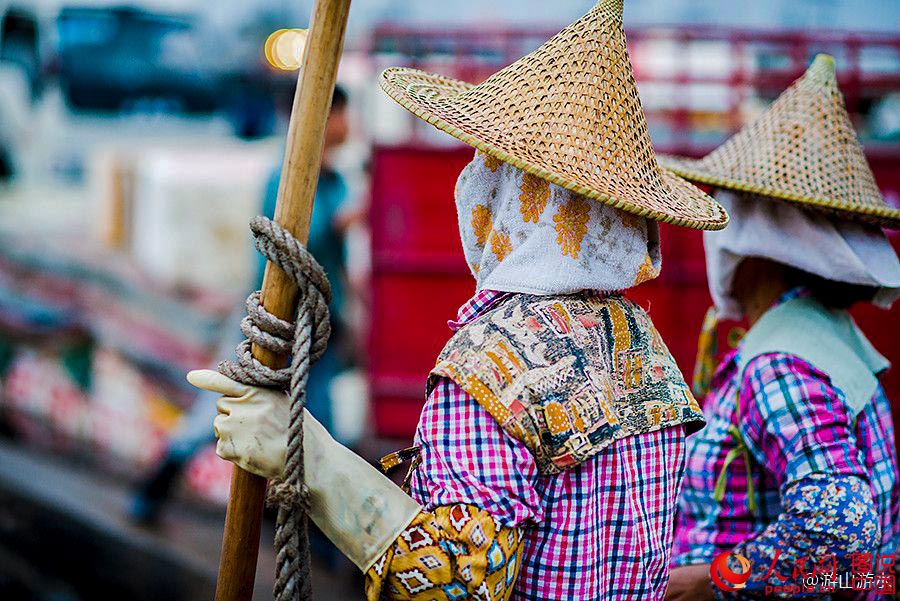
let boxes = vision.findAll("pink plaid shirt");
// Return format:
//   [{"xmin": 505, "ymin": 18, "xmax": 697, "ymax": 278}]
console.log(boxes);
[
  {"xmin": 674, "ymin": 288, "xmax": 899, "ymax": 599},
  {"xmin": 409, "ymin": 289, "xmax": 688, "ymax": 600}
]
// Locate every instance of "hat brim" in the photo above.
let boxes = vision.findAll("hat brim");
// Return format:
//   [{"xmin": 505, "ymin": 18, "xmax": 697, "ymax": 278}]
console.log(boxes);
[
  {"xmin": 659, "ymin": 154, "xmax": 900, "ymax": 229},
  {"xmin": 381, "ymin": 68, "xmax": 729, "ymax": 231}
]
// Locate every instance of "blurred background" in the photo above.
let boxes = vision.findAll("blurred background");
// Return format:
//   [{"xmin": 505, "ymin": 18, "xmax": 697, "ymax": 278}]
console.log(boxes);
[{"xmin": 0, "ymin": 1, "xmax": 897, "ymax": 599}]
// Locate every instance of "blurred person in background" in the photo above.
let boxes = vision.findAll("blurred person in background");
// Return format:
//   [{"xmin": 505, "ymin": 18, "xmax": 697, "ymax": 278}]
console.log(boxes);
[
  {"xmin": 664, "ymin": 56, "xmax": 900, "ymax": 600},
  {"xmin": 188, "ymin": 2, "xmax": 730, "ymax": 599},
  {"xmin": 259, "ymin": 84, "xmax": 360, "ymax": 442},
  {"xmin": 0, "ymin": 64, "xmax": 30, "ymax": 181},
  {"xmin": 130, "ymin": 85, "xmax": 355, "ymax": 526}
]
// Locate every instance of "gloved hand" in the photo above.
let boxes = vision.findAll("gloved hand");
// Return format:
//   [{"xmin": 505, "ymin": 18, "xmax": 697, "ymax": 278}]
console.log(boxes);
[
  {"xmin": 187, "ymin": 369, "xmax": 288, "ymax": 479},
  {"xmin": 186, "ymin": 369, "xmax": 423, "ymax": 572}
]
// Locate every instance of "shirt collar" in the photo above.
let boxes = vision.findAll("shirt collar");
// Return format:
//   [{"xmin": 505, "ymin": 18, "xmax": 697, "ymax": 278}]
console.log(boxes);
[
  {"xmin": 447, "ymin": 290, "xmax": 620, "ymax": 332},
  {"xmin": 772, "ymin": 286, "xmax": 811, "ymax": 309},
  {"xmin": 448, "ymin": 289, "xmax": 510, "ymax": 331},
  {"xmin": 712, "ymin": 286, "xmax": 813, "ymax": 386}
]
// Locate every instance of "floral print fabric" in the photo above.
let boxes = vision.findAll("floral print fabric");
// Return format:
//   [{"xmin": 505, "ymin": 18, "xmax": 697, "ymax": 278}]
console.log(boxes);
[
  {"xmin": 722, "ymin": 474, "xmax": 884, "ymax": 599},
  {"xmin": 454, "ymin": 152, "xmax": 662, "ymax": 295}
]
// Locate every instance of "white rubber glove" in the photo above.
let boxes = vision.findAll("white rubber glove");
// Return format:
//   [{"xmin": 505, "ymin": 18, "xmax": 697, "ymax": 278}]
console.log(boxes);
[
  {"xmin": 186, "ymin": 369, "xmax": 422, "ymax": 572},
  {"xmin": 186, "ymin": 369, "xmax": 289, "ymax": 479}
]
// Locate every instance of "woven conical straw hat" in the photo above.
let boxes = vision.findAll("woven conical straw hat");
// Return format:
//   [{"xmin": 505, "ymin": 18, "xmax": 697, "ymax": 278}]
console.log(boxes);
[
  {"xmin": 660, "ymin": 54, "xmax": 900, "ymax": 228},
  {"xmin": 379, "ymin": 0, "xmax": 728, "ymax": 231}
]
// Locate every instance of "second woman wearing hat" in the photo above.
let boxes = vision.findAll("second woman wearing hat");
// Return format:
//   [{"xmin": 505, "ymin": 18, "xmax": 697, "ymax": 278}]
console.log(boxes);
[
  {"xmin": 664, "ymin": 55, "xmax": 900, "ymax": 599},
  {"xmin": 189, "ymin": 1, "xmax": 729, "ymax": 599}
]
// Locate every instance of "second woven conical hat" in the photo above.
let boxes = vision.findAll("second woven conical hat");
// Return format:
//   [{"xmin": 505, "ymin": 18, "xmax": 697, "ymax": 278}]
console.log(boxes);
[
  {"xmin": 380, "ymin": 0, "xmax": 728, "ymax": 231},
  {"xmin": 659, "ymin": 54, "xmax": 900, "ymax": 228}
]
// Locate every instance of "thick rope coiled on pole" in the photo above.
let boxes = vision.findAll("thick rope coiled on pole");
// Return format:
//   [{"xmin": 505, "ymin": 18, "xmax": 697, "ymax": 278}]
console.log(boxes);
[{"xmin": 219, "ymin": 216, "xmax": 331, "ymax": 601}]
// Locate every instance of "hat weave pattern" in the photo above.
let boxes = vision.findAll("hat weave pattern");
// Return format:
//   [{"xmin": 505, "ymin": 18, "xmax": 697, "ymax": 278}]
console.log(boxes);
[
  {"xmin": 660, "ymin": 55, "xmax": 900, "ymax": 228},
  {"xmin": 380, "ymin": 0, "xmax": 728, "ymax": 231}
]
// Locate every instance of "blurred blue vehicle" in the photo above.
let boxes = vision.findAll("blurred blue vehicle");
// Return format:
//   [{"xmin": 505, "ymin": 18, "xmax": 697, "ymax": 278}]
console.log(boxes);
[
  {"xmin": 57, "ymin": 6, "xmax": 220, "ymax": 112},
  {"xmin": 0, "ymin": 1, "xmax": 291, "ymax": 138}
]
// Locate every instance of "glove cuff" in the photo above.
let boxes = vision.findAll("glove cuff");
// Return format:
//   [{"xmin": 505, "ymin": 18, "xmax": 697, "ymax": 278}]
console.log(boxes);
[{"xmin": 302, "ymin": 410, "xmax": 423, "ymax": 571}]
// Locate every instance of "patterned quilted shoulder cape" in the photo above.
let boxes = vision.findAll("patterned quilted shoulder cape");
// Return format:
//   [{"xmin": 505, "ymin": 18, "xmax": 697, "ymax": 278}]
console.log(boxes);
[{"xmin": 428, "ymin": 293, "xmax": 703, "ymax": 475}]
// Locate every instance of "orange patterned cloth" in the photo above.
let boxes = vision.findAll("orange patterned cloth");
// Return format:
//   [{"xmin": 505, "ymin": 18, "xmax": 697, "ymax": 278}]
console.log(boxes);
[
  {"xmin": 365, "ymin": 504, "xmax": 524, "ymax": 601},
  {"xmin": 428, "ymin": 292, "xmax": 704, "ymax": 475},
  {"xmin": 454, "ymin": 152, "xmax": 663, "ymax": 295}
]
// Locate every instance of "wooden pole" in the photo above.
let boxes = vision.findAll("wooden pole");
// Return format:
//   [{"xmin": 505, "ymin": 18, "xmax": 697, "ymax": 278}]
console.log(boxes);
[{"xmin": 215, "ymin": 2, "xmax": 352, "ymax": 600}]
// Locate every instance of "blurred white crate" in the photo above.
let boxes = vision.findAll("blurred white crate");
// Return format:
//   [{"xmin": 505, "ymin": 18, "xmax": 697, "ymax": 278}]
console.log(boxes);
[{"xmin": 131, "ymin": 143, "xmax": 277, "ymax": 294}]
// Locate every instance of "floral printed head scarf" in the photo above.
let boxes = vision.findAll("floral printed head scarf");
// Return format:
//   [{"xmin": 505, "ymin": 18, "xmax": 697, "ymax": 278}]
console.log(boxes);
[{"xmin": 455, "ymin": 152, "xmax": 662, "ymax": 294}]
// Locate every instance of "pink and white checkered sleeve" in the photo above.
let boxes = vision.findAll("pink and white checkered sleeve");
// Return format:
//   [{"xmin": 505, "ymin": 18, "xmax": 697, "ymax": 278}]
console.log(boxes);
[{"xmin": 408, "ymin": 376, "xmax": 545, "ymax": 528}]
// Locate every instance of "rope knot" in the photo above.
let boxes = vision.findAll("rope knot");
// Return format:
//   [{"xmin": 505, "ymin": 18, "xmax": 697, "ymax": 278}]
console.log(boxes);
[
  {"xmin": 218, "ymin": 217, "xmax": 332, "ymax": 387},
  {"xmin": 268, "ymin": 480, "xmax": 312, "ymax": 513}
]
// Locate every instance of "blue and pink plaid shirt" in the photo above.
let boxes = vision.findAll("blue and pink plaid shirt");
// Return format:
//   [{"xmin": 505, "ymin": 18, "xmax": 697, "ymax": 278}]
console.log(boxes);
[
  {"xmin": 674, "ymin": 288, "xmax": 900, "ymax": 599},
  {"xmin": 409, "ymin": 289, "xmax": 688, "ymax": 600}
]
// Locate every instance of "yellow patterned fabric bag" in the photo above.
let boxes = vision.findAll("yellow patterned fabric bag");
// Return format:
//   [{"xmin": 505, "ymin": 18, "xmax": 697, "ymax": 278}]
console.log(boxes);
[
  {"xmin": 365, "ymin": 504, "xmax": 524, "ymax": 601},
  {"xmin": 429, "ymin": 292, "xmax": 703, "ymax": 475}
]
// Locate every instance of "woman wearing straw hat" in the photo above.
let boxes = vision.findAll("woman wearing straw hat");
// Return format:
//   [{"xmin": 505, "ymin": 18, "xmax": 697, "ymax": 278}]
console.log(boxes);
[
  {"xmin": 188, "ymin": 1, "xmax": 728, "ymax": 599},
  {"xmin": 663, "ymin": 55, "xmax": 900, "ymax": 600}
]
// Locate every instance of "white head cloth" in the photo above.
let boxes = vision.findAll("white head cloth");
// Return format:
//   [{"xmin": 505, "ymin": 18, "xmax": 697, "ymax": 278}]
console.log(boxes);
[
  {"xmin": 704, "ymin": 190, "xmax": 900, "ymax": 320},
  {"xmin": 454, "ymin": 152, "xmax": 661, "ymax": 295}
]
